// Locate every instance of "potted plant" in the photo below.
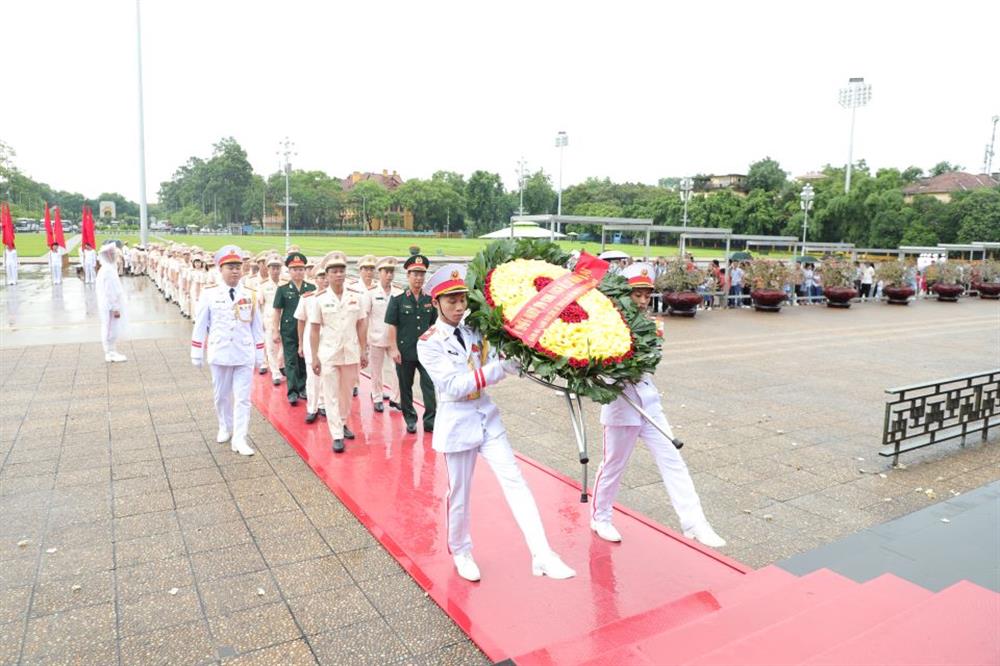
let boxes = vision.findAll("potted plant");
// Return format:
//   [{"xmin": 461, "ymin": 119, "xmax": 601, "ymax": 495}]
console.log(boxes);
[
  {"xmin": 875, "ymin": 261, "xmax": 915, "ymax": 305},
  {"xmin": 818, "ymin": 260, "xmax": 858, "ymax": 308},
  {"xmin": 925, "ymin": 262, "xmax": 964, "ymax": 301},
  {"xmin": 972, "ymin": 260, "xmax": 1000, "ymax": 299},
  {"xmin": 655, "ymin": 258, "xmax": 705, "ymax": 317},
  {"xmin": 744, "ymin": 259, "xmax": 790, "ymax": 312}
]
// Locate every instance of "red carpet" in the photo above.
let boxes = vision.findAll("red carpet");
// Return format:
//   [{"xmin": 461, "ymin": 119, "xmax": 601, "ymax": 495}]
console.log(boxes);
[{"xmin": 253, "ymin": 374, "xmax": 1000, "ymax": 665}]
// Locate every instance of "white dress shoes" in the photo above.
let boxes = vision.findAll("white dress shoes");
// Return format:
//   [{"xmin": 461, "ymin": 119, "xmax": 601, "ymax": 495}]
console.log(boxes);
[
  {"xmin": 531, "ymin": 552, "xmax": 576, "ymax": 579},
  {"xmin": 683, "ymin": 522, "xmax": 727, "ymax": 548},
  {"xmin": 453, "ymin": 552, "xmax": 481, "ymax": 582},
  {"xmin": 590, "ymin": 520, "xmax": 623, "ymax": 543},
  {"xmin": 231, "ymin": 438, "xmax": 255, "ymax": 456},
  {"xmin": 216, "ymin": 428, "xmax": 232, "ymax": 444}
]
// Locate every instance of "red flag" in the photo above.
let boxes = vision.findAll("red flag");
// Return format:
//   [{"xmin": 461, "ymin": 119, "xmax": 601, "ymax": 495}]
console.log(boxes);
[
  {"xmin": 81, "ymin": 205, "xmax": 96, "ymax": 249},
  {"xmin": 53, "ymin": 206, "xmax": 66, "ymax": 248},
  {"xmin": 44, "ymin": 202, "xmax": 54, "ymax": 248},
  {"xmin": 1, "ymin": 203, "xmax": 15, "ymax": 251}
]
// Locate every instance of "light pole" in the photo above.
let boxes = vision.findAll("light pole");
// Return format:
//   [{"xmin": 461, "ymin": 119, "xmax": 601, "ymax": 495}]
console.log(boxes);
[
  {"xmin": 134, "ymin": 0, "xmax": 149, "ymax": 246},
  {"xmin": 555, "ymin": 131, "xmax": 568, "ymax": 233},
  {"xmin": 838, "ymin": 77, "xmax": 872, "ymax": 194},
  {"xmin": 516, "ymin": 157, "xmax": 527, "ymax": 216},
  {"xmin": 679, "ymin": 177, "xmax": 693, "ymax": 227},
  {"xmin": 277, "ymin": 137, "xmax": 296, "ymax": 252},
  {"xmin": 984, "ymin": 115, "xmax": 998, "ymax": 176},
  {"xmin": 800, "ymin": 183, "xmax": 815, "ymax": 251}
]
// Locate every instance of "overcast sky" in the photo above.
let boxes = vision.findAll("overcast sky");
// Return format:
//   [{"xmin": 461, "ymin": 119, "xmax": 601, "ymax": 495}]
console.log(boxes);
[{"xmin": 4, "ymin": 0, "xmax": 999, "ymax": 202}]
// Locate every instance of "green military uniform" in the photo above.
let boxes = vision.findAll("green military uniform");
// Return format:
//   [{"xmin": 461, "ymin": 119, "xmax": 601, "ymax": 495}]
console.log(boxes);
[
  {"xmin": 385, "ymin": 255, "xmax": 436, "ymax": 432},
  {"xmin": 273, "ymin": 253, "xmax": 315, "ymax": 404}
]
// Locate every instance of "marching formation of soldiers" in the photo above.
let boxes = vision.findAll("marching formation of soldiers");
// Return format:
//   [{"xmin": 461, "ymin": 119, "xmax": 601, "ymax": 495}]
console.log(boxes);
[{"xmin": 141, "ymin": 241, "xmax": 725, "ymax": 582}]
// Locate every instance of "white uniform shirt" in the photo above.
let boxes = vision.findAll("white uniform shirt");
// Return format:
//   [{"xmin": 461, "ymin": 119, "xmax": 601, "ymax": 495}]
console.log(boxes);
[
  {"xmin": 600, "ymin": 373, "xmax": 663, "ymax": 426},
  {"xmin": 48, "ymin": 247, "xmax": 63, "ymax": 270},
  {"xmin": 191, "ymin": 284, "xmax": 265, "ymax": 367},
  {"xmin": 81, "ymin": 248, "xmax": 96, "ymax": 268},
  {"xmin": 293, "ymin": 290, "xmax": 318, "ymax": 364},
  {"xmin": 367, "ymin": 283, "xmax": 402, "ymax": 347},
  {"xmin": 416, "ymin": 320, "xmax": 513, "ymax": 453},
  {"xmin": 308, "ymin": 287, "xmax": 365, "ymax": 366},
  {"xmin": 258, "ymin": 278, "xmax": 282, "ymax": 328}
]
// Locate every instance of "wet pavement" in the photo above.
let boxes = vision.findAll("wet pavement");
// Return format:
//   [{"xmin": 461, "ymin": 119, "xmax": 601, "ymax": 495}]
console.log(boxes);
[{"xmin": 2, "ymin": 266, "xmax": 192, "ymax": 348}]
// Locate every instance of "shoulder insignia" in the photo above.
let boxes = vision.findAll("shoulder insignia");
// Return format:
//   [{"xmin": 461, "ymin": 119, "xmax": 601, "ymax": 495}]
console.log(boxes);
[
  {"xmin": 302, "ymin": 291, "xmax": 316, "ymax": 298},
  {"xmin": 419, "ymin": 326, "xmax": 437, "ymax": 341}
]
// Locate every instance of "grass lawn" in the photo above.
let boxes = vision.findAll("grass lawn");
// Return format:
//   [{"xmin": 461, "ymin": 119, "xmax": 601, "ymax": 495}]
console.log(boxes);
[{"xmin": 137, "ymin": 233, "xmax": 784, "ymax": 261}]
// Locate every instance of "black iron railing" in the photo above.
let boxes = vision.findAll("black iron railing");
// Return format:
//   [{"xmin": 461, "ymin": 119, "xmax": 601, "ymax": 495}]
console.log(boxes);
[{"xmin": 881, "ymin": 369, "xmax": 1000, "ymax": 465}]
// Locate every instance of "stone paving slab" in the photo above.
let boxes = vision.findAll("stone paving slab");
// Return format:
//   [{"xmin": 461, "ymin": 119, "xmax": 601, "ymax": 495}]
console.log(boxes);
[{"xmin": 1, "ymin": 280, "xmax": 997, "ymax": 664}]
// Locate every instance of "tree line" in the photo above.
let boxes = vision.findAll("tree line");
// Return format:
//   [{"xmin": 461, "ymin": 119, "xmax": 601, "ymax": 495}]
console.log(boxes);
[{"xmin": 2, "ymin": 136, "xmax": 998, "ymax": 245}]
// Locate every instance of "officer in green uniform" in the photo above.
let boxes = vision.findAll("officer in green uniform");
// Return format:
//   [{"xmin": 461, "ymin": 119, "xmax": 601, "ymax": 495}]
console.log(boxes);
[
  {"xmin": 272, "ymin": 252, "xmax": 316, "ymax": 405},
  {"xmin": 385, "ymin": 254, "xmax": 436, "ymax": 434}
]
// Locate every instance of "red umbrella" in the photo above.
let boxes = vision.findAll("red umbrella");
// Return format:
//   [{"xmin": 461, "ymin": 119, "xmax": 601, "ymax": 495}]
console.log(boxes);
[
  {"xmin": 1, "ymin": 203, "xmax": 15, "ymax": 250},
  {"xmin": 53, "ymin": 206, "xmax": 66, "ymax": 248}
]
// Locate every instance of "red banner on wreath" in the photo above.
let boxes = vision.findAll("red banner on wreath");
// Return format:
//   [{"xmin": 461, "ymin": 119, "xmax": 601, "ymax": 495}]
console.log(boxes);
[{"xmin": 504, "ymin": 252, "xmax": 609, "ymax": 348}]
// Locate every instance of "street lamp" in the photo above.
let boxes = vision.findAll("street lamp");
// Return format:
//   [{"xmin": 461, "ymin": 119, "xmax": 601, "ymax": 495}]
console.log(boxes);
[
  {"xmin": 134, "ymin": 0, "xmax": 149, "ymax": 246},
  {"xmin": 838, "ymin": 77, "xmax": 872, "ymax": 194},
  {"xmin": 516, "ymin": 157, "xmax": 528, "ymax": 217},
  {"xmin": 800, "ymin": 183, "xmax": 815, "ymax": 250},
  {"xmin": 555, "ymin": 131, "xmax": 568, "ymax": 233},
  {"xmin": 679, "ymin": 177, "xmax": 693, "ymax": 227},
  {"xmin": 277, "ymin": 137, "xmax": 296, "ymax": 252}
]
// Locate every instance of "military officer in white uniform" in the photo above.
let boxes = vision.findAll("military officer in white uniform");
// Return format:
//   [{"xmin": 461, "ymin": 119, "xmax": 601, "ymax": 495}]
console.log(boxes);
[
  {"xmin": 191, "ymin": 245, "xmax": 266, "ymax": 457},
  {"xmin": 416, "ymin": 263, "xmax": 576, "ymax": 583},
  {"xmin": 591, "ymin": 262, "xmax": 725, "ymax": 547},
  {"xmin": 258, "ymin": 254, "xmax": 285, "ymax": 384},
  {"xmin": 367, "ymin": 256, "xmax": 402, "ymax": 412},
  {"xmin": 309, "ymin": 251, "xmax": 368, "ymax": 453},
  {"xmin": 80, "ymin": 243, "xmax": 97, "ymax": 284},
  {"xmin": 296, "ymin": 254, "xmax": 329, "ymax": 423}
]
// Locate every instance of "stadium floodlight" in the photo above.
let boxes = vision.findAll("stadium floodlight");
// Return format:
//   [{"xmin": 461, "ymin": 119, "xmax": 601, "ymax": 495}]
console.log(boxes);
[
  {"xmin": 277, "ymin": 138, "xmax": 296, "ymax": 252},
  {"xmin": 838, "ymin": 77, "xmax": 872, "ymax": 194}
]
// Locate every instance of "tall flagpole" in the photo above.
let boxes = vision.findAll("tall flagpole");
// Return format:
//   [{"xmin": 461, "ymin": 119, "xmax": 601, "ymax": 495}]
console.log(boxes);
[{"xmin": 135, "ymin": 0, "xmax": 149, "ymax": 246}]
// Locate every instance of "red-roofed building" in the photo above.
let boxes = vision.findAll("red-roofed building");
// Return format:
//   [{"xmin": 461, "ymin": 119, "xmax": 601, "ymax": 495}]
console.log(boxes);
[
  {"xmin": 341, "ymin": 169, "xmax": 414, "ymax": 230},
  {"xmin": 902, "ymin": 171, "xmax": 999, "ymax": 203}
]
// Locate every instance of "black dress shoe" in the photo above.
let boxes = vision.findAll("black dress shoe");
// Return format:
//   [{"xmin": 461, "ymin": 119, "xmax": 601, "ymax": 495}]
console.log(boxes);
[
  {"xmin": 332, "ymin": 439, "xmax": 345, "ymax": 453},
  {"xmin": 389, "ymin": 401, "xmax": 401, "ymax": 411},
  {"xmin": 272, "ymin": 377, "xmax": 281, "ymax": 386},
  {"xmin": 373, "ymin": 402, "xmax": 384, "ymax": 413},
  {"xmin": 405, "ymin": 423, "xmax": 417, "ymax": 434},
  {"xmin": 353, "ymin": 386, "xmax": 358, "ymax": 397},
  {"xmin": 289, "ymin": 394, "xmax": 299, "ymax": 406},
  {"xmin": 424, "ymin": 425, "xmax": 434, "ymax": 433},
  {"xmin": 305, "ymin": 412, "xmax": 318, "ymax": 424},
  {"xmin": 258, "ymin": 367, "xmax": 267, "ymax": 375},
  {"xmin": 318, "ymin": 408, "xmax": 326, "ymax": 417},
  {"xmin": 343, "ymin": 426, "xmax": 356, "ymax": 440}
]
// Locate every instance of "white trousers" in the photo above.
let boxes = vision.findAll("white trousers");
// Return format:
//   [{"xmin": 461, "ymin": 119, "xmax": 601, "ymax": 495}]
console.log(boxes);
[
  {"xmin": 51, "ymin": 262, "xmax": 62, "ymax": 284},
  {"xmin": 592, "ymin": 414, "xmax": 707, "ymax": 531},
  {"xmin": 368, "ymin": 345, "xmax": 399, "ymax": 403},
  {"xmin": 320, "ymin": 363, "xmax": 357, "ymax": 439},
  {"xmin": 4, "ymin": 250, "xmax": 16, "ymax": 285},
  {"xmin": 263, "ymin": 321, "xmax": 283, "ymax": 380},
  {"xmin": 84, "ymin": 264, "xmax": 96, "ymax": 283},
  {"xmin": 99, "ymin": 313, "xmax": 123, "ymax": 353},
  {"xmin": 305, "ymin": 354, "xmax": 325, "ymax": 414},
  {"xmin": 445, "ymin": 436, "xmax": 551, "ymax": 558},
  {"xmin": 210, "ymin": 364, "xmax": 253, "ymax": 443}
]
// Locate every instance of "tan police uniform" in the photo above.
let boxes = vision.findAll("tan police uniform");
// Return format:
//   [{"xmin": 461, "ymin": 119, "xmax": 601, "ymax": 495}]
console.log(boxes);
[{"xmin": 368, "ymin": 257, "xmax": 403, "ymax": 407}]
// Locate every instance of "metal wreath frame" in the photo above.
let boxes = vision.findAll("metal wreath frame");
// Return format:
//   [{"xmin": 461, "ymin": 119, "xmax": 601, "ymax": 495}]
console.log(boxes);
[{"xmin": 519, "ymin": 371, "xmax": 683, "ymax": 503}]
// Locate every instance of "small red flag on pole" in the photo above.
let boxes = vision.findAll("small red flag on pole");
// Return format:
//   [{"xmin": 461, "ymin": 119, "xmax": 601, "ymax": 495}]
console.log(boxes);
[{"xmin": 44, "ymin": 202, "xmax": 54, "ymax": 248}]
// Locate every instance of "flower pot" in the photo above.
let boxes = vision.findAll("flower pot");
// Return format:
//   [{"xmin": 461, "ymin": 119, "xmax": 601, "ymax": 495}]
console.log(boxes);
[
  {"xmin": 976, "ymin": 282, "xmax": 1000, "ymax": 300},
  {"xmin": 931, "ymin": 283, "xmax": 964, "ymax": 302},
  {"xmin": 663, "ymin": 291, "xmax": 701, "ymax": 317},
  {"xmin": 883, "ymin": 286, "xmax": 914, "ymax": 305},
  {"xmin": 750, "ymin": 289, "xmax": 785, "ymax": 312},
  {"xmin": 823, "ymin": 286, "xmax": 857, "ymax": 308}
]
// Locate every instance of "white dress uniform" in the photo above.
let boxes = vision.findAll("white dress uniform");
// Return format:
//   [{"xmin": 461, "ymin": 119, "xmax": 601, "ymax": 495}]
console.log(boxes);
[
  {"xmin": 48, "ymin": 247, "xmax": 63, "ymax": 284},
  {"xmin": 367, "ymin": 278, "xmax": 402, "ymax": 405},
  {"xmin": 308, "ymin": 252, "xmax": 366, "ymax": 444},
  {"xmin": 81, "ymin": 247, "xmax": 97, "ymax": 284},
  {"xmin": 191, "ymin": 245, "xmax": 266, "ymax": 456},
  {"xmin": 258, "ymin": 266, "xmax": 285, "ymax": 383},
  {"xmin": 416, "ymin": 264, "xmax": 575, "ymax": 582},
  {"xmin": 294, "ymin": 289, "xmax": 324, "ymax": 417},
  {"xmin": 4, "ymin": 247, "xmax": 17, "ymax": 285},
  {"xmin": 591, "ymin": 263, "xmax": 724, "ymax": 548}
]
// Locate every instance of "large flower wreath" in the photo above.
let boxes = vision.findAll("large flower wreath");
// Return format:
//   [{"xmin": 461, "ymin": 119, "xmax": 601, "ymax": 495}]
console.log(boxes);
[{"xmin": 466, "ymin": 239, "xmax": 662, "ymax": 403}]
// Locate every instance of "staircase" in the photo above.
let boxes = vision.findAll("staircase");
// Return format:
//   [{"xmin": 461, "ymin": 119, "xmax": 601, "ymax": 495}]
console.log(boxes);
[{"xmin": 516, "ymin": 566, "xmax": 999, "ymax": 666}]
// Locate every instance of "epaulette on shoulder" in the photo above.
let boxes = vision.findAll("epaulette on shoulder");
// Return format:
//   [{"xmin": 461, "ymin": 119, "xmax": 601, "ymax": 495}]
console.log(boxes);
[
  {"xmin": 302, "ymin": 291, "xmax": 316, "ymax": 298},
  {"xmin": 419, "ymin": 326, "xmax": 437, "ymax": 342}
]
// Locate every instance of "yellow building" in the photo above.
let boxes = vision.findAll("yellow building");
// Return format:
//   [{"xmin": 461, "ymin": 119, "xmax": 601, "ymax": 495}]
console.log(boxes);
[{"xmin": 341, "ymin": 170, "xmax": 414, "ymax": 231}]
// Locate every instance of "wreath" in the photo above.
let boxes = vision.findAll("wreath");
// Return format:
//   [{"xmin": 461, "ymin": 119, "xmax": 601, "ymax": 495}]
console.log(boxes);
[{"xmin": 466, "ymin": 239, "xmax": 662, "ymax": 403}]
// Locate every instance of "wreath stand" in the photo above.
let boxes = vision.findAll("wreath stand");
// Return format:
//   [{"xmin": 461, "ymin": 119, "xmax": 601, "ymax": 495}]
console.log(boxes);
[{"xmin": 521, "ymin": 372, "xmax": 683, "ymax": 504}]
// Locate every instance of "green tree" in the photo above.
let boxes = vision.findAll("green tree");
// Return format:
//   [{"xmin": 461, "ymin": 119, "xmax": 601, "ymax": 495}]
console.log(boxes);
[
  {"xmin": 900, "ymin": 220, "xmax": 938, "ymax": 246},
  {"xmin": 930, "ymin": 161, "xmax": 963, "ymax": 176},
  {"xmin": 901, "ymin": 166, "xmax": 924, "ymax": 182},
  {"xmin": 346, "ymin": 180, "xmax": 390, "ymax": 230},
  {"xmin": 739, "ymin": 189, "xmax": 783, "ymax": 235},
  {"xmin": 393, "ymin": 178, "xmax": 465, "ymax": 232},
  {"xmin": 746, "ymin": 157, "xmax": 787, "ymax": 193},
  {"xmin": 522, "ymin": 170, "xmax": 556, "ymax": 215},
  {"xmin": 955, "ymin": 189, "xmax": 1000, "ymax": 242},
  {"xmin": 465, "ymin": 171, "xmax": 510, "ymax": 236}
]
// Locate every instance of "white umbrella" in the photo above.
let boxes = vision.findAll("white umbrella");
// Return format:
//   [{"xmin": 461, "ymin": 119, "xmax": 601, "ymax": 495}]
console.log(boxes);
[
  {"xmin": 479, "ymin": 221, "xmax": 567, "ymax": 239},
  {"xmin": 598, "ymin": 250, "xmax": 630, "ymax": 260}
]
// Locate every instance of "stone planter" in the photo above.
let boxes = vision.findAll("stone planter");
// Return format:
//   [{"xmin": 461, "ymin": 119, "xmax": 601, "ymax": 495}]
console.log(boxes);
[
  {"xmin": 823, "ymin": 286, "xmax": 858, "ymax": 308},
  {"xmin": 750, "ymin": 289, "xmax": 786, "ymax": 312},
  {"xmin": 931, "ymin": 283, "xmax": 964, "ymax": 302},
  {"xmin": 883, "ymin": 286, "xmax": 915, "ymax": 305},
  {"xmin": 975, "ymin": 282, "xmax": 1000, "ymax": 300},
  {"xmin": 663, "ymin": 291, "xmax": 701, "ymax": 317}
]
